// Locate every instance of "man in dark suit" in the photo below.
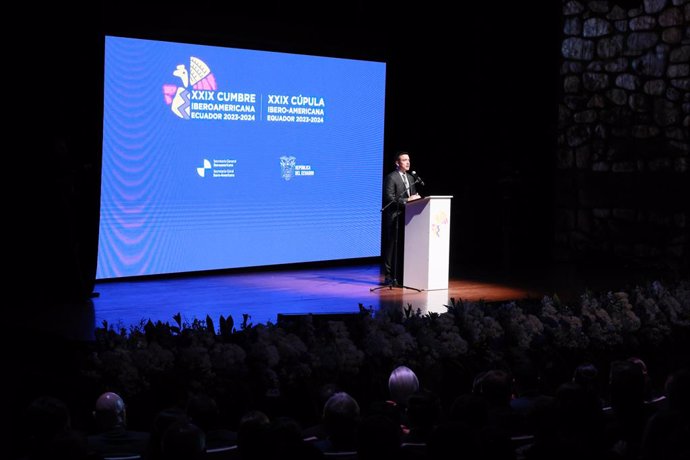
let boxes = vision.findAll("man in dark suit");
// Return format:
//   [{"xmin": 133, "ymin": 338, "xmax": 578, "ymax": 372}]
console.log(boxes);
[{"xmin": 382, "ymin": 151, "xmax": 421, "ymax": 285}]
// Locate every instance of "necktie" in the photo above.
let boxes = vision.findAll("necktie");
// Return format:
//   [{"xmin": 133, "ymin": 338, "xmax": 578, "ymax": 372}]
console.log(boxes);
[{"xmin": 402, "ymin": 173, "xmax": 410, "ymax": 197}]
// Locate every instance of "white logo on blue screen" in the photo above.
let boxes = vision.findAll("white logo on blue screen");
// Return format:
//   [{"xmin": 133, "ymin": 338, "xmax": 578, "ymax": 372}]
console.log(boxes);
[
  {"xmin": 280, "ymin": 156, "xmax": 315, "ymax": 181},
  {"xmin": 280, "ymin": 156, "xmax": 296, "ymax": 180},
  {"xmin": 197, "ymin": 159, "xmax": 212, "ymax": 177},
  {"xmin": 197, "ymin": 158, "xmax": 237, "ymax": 178}
]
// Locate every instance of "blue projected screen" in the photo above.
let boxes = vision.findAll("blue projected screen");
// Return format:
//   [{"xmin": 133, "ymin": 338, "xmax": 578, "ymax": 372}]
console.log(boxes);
[{"xmin": 97, "ymin": 36, "xmax": 386, "ymax": 279}]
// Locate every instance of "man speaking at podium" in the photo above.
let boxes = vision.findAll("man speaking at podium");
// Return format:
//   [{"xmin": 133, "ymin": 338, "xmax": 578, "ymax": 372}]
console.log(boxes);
[{"xmin": 382, "ymin": 151, "xmax": 421, "ymax": 285}]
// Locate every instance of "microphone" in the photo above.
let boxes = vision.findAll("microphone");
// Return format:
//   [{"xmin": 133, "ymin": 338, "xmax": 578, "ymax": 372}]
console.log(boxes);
[{"xmin": 411, "ymin": 171, "xmax": 425, "ymax": 186}]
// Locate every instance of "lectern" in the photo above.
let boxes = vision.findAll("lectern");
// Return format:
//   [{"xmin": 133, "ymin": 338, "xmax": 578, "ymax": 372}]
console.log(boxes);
[{"xmin": 402, "ymin": 196, "xmax": 453, "ymax": 290}]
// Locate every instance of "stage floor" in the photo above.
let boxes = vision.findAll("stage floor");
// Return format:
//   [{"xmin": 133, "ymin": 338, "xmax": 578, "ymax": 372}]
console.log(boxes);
[
  {"xmin": 92, "ymin": 263, "xmax": 545, "ymax": 330},
  {"xmin": 26, "ymin": 261, "xmax": 672, "ymax": 341}
]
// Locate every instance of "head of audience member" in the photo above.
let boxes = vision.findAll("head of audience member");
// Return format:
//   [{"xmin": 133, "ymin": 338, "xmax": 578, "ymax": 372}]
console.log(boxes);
[
  {"xmin": 628, "ymin": 357, "xmax": 648, "ymax": 375},
  {"xmin": 161, "ymin": 420, "xmax": 206, "ymax": 460},
  {"xmin": 573, "ymin": 362, "xmax": 601, "ymax": 399},
  {"xmin": 555, "ymin": 381, "xmax": 604, "ymax": 432},
  {"xmin": 323, "ymin": 392, "xmax": 360, "ymax": 450},
  {"xmin": 149, "ymin": 407, "xmax": 189, "ymax": 460},
  {"xmin": 471, "ymin": 371, "xmax": 487, "ymax": 394},
  {"xmin": 237, "ymin": 410, "xmax": 271, "ymax": 460},
  {"xmin": 665, "ymin": 368, "xmax": 690, "ymax": 413},
  {"xmin": 448, "ymin": 393, "xmax": 488, "ymax": 428},
  {"xmin": 23, "ymin": 396, "xmax": 85, "ymax": 458},
  {"xmin": 24, "ymin": 395, "xmax": 71, "ymax": 441},
  {"xmin": 512, "ymin": 358, "xmax": 541, "ymax": 397},
  {"xmin": 628, "ymin": 356, "xmax": 654, "ymax": 400},
  {"xmin": 94, "ymin": 391, "xmax": 127, "ymax": 431},
  {"xmin": 609, "ymin": 359, "xmax": 646, "ymax": 410},
  {"xmin": 475, "ymin": 369, "xmax": 512, "ymax": 406},
  {"xmin": 324, "ymin": 392, "xmax": 360, "ymax": 424},
  {"xmin": 406, "ymin": 389, "xmax": 442, "ymax": 433},
  {"xmin": 388, "ymin": 365, "xmax": 419, "ymax": 406},
  {"xmin": 267, "ymin": 416, "xmax": 303, "ymax": 449},
  {"xmin": 573, "ymin": 363, "xmax": 599, "ymax": 387},
  {"xmin": 186, "ymin": 393, "xmax": 221, "ymax": 431}
]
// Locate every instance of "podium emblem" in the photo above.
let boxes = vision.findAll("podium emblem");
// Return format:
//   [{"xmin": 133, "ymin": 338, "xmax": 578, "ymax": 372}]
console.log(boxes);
[{"xmin": 432, "ymin": 211, "xmax": 449, "ymax": 238}]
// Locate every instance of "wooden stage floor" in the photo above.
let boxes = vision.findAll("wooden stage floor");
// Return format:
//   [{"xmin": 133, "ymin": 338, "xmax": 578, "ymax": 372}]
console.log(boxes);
[
  {"xmin": 27, "ymin": 261, "xmax": 672, "ymax": 341},
  {"xmin": 91, "ymin": 262, "xmax": 559, "ymax": 330}
]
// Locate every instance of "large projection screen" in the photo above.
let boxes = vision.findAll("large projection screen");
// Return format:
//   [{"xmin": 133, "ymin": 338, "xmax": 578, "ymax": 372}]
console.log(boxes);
[{"xmin": 97, "ymin": 36, "xmax": 386, "ymax": 279}]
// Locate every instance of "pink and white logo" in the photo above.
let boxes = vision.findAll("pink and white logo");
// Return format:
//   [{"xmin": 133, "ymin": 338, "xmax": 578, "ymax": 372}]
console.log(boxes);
[
  {"xmin": 162, "ymin": 57, "xmax": 217, "ymax": 119},
  {"xmin": 431, "ymin": 211, "xmax": 449, "ymax": 238}
]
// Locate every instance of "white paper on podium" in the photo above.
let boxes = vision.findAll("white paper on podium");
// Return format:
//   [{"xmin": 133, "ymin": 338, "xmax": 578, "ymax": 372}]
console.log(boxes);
[{"xmin": 402, "ymin": 196, "xmax": 453, "ymax": 290}]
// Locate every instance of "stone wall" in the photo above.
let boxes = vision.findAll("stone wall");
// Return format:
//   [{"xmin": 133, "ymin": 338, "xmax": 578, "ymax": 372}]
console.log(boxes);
[{"xmin": 556, "ymin": 0, "xmax": 689, "ymax": 269}]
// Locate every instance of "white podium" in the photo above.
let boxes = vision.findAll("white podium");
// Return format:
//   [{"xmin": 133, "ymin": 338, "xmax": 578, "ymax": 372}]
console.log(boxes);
[{"xmin": 402, "ymin": 196, "xmax": 453, "ymax": 290}]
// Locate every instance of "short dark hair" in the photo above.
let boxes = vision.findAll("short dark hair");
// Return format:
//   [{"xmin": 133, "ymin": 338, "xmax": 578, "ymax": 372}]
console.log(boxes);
[{"xmin": 394, "ymin": 151, "xmax": 409, "ymax": 165}]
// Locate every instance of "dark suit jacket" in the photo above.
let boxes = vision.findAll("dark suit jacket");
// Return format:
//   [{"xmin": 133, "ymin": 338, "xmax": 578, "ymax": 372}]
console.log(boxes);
[{"xmin": 383, "ymin": 170, "xmax": 417, "ymax": 221}]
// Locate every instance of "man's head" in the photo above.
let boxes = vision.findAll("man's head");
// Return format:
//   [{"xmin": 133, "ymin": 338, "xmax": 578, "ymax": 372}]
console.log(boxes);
[
  {"xmin": 94, "ymin": 392, "xmax": 126, "ymax": 430},
  {"xmin": 395, "ymin": 151, "xmax": 411, "ymax": 173}
]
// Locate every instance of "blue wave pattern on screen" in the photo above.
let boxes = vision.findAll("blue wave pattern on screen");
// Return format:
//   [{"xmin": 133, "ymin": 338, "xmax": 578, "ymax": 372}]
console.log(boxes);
[{"xmin": 97, "ymin": 36, "xmax": 386, "ymax": 279}]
